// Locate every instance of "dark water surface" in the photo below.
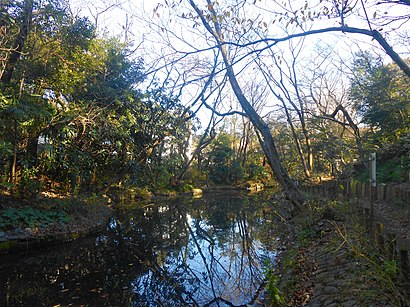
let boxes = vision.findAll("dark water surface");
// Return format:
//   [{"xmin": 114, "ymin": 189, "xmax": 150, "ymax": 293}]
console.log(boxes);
[{"xmin": 0, "ymin": 190, "xmax": 279, "ymax": 306}]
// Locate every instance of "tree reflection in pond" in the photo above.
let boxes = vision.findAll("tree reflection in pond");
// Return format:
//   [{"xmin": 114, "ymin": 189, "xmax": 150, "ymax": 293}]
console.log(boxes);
[{"xmin": 0, "ymin": 191, "xmax": 278, "ymax": 306}]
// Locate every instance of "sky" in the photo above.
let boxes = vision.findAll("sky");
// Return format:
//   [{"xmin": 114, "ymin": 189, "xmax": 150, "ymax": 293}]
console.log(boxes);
[{"xmin": 69, "ymin": 0, "xmax": 410, "ymax": 130}]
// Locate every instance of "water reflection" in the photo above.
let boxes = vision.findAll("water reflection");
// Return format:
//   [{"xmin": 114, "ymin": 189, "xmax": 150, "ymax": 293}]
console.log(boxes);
[{"xmin": 0, "ymin": 191, "xmax": 278, "ymax": 306}]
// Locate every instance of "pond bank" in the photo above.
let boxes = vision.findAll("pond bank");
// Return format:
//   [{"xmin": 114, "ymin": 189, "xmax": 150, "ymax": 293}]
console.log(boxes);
[
  {"xmin": 269, "ymin": 198, "xmax": 409, "ymax": 306},
  {"xmin": 0, "ymin": 185, "xmax": 265, "ymax": 255},
  {"xmin": 0, "ymin": 195, "xmax": 112, "ymax": 254},
  {"xmin": 0, "ymin": 186, "xmax": 221, "ymax": 254}
]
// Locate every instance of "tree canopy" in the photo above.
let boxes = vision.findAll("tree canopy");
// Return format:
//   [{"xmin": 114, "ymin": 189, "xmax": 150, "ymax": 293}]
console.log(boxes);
[
  {"xmin": 0, "ymin": 0, "xmax": 191, "ymax": 197},
  {"xmin": 350, "ymin": 52, "xmax": 410, "ymax": 143},
  {"xmin": 0, "ymin": 0, "xmax": 409, "ymax": 202}
]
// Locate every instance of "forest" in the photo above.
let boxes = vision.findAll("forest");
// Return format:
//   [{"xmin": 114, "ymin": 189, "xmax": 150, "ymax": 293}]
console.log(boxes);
[
  {"xmin": 0, "ymin": 0, "xmax": 408, "ymax": 203},
  {"xmin": 0, "ymin": 0, "xmax": 409, "ymax": 304}
]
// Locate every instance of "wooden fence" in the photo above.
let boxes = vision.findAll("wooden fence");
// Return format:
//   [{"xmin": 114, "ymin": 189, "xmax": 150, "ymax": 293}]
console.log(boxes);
[
  {"xmin": 302, "ymin": 180, "xmax": 410, "ymax": 282},
  {"xmin": 303, "ymin": 180, "xmax": 410, "ymax": 207}
]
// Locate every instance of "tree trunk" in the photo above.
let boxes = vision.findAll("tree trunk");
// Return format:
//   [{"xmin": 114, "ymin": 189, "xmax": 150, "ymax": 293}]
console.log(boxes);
[
  {"xmin": 25, "ymin": 135, "xmax": 39, "ymax": 167},
  {"xmin": 190, "ymin": 0, "xmax": 306, "ymax": 209},
  {"xmin": 10, "ymin": 150, "xmax": 17, "ymax": 184},
  {"xmin": 329, "ymin": 104, "xmax": 367, "ymax": 169},
  {"xmin": 259, "ymin": 51, "xmax": 313, "ymax": 179},
  {"xmin": 177, "ymin": 116, "xmax": 216, "ymax": 181},
  {"xmin": 292, "ymin": 58, "xmax": 314, "ymax": 176},
  {"xmin": 9, "ymin": 120, "xmax": 18, "ymax": 185},
  {"xmin": 280, "ymin": 97, "xmax": 311, "ymax": 178},
  {"xmin": 0, "ymin": 0, "xmax": 33, "ymax": 83},
  {"xmin": 239, "ymin": 120, "xmax": 251, "ymax": 167}
]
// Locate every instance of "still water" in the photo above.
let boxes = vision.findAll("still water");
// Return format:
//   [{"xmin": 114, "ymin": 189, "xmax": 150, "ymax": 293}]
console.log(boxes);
[{"xmin": 0, "ymin": 190, "xmax": 279, "ymax": 306}]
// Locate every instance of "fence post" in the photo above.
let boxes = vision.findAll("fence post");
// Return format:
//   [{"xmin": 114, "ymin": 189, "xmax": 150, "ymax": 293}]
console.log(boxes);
[
  {"xmin": 380, "ymin": 183, "xmax": 386, "ymax": 201},
  {"xmin": 392, "ymin": 187, "xmax": 397, "ymax": 207},
  {"xmin": 369, "ymin": 153, "xmax": 376, "ymax": 238}
]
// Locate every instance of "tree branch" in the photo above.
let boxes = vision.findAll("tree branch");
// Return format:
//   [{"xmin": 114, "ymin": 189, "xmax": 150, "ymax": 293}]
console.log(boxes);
[
  {"xmin": 222, "ymin": 26, "xmax": 410, "ymax": 78},
  {"xmin": 202, "ymin": 98, "xmax": 247, "ymax": 117}
]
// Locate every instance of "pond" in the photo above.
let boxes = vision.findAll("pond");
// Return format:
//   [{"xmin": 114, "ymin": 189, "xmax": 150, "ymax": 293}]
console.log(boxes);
[{"xmin": 0, "ymin": 190, "xmax": 280, "ymax": 306}]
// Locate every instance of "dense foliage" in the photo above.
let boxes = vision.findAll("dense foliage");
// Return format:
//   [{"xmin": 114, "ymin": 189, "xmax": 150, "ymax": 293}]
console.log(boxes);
[
  {"xmin": 350, "ymin": 52, "xmax": 410, "ymax": 144},
  {"xmin": 0, "ymin": 1, "xmax": 408, "ymax": 200},
  {"xmin": 0, "ymin": 0, "xmax": 190, "ymax": 197},
  {"xmin": 350, "ymin": 52, "xmax": 410, "ymax": 182}
]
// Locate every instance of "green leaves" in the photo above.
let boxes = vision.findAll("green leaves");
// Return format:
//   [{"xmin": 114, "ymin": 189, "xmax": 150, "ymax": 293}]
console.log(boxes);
[
  {"xmin": 0, "ymin": 207, "xmax": 70, "ymax": 230},
  {"xmin": 0, "ymin": 0, "xmax": 192, "ymax": 194},
  {"xmin": 349, "ymin": 52, "xmax": 410, "ymax": 143}
]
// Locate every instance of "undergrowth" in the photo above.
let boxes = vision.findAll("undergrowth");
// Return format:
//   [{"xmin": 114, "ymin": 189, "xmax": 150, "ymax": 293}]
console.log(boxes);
[{"xmin": 0, "ymin": 207, "xmax": 70, "ymax": 230}]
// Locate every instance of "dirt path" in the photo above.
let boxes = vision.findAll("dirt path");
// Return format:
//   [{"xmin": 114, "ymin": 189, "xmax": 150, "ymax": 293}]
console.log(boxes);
[{"xmin": 267, "ymin": 194, "xmax": 410, "ymax": 306}]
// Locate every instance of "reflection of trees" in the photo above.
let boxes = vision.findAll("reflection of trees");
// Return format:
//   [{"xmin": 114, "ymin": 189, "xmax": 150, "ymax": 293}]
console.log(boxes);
[
  {"xmin": 0, "ymin": 202, "xmax": 193, "ymax": 306},
  {"xmin": 0, "ymin": 192, "xmax": 278, "ymax": 306},
  {"xmin": 0, "ymin": 235, "xmax": 147, "ymax": 306},
  {"xmin": 173, "ymin": 193, "xmax": 277, "ymax": 306}
]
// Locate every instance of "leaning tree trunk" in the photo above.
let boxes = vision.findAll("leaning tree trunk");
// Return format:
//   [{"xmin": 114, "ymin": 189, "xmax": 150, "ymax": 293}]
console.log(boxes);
[
  {"xmin": 225, "ymin": 70, "xmax": 306, "ymax": 209},
  {"xmin": 189, "ymin": 0, "xmax": 306, "ymax": 209},
  {"xmin": 177, "ymin": 115, "xmax": 216, "ymax": 181}
]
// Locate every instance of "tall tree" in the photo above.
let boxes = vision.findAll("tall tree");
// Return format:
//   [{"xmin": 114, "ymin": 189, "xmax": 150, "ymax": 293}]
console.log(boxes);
[
  {"xmin": 0, "ymin": 0, "xmax": 97, "ymax": 188},
  {"xmin": 255, "ymin": 39, "xmax": 314, "ymax": 179},
  {"xmin": 0, "ymin": 0, "xmax": 193, "ymax": 196},
  {"xmin": 0, "ymin": 0, "xmax": 33, "ymax": 83},
  {"xmin": 187, "ymin": 0, "xmax": 307, "ymax": 208}
]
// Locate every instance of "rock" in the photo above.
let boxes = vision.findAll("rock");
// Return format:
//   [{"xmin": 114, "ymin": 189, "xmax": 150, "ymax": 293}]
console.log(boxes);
[
  {"xmin": 192, "ymin": 189, "xmax": 203, "ymax": 196},
  {"xmin": 245, "ymin": 182, "xmax": 264, "ymax": 191},
  {"xmin": 322, "ymin": 296, "xmax": 336, "ymax": 305},
  {"xmin": 323, "ymin": 286, "xmax": 339, "ymax": 294},
  {"xmin": 343, "ymin": 300, "xmax": 359, "ymax": 307},
  {"xmin": 0, "ymin": 231, "xmax": 5, "ymax": 238}
]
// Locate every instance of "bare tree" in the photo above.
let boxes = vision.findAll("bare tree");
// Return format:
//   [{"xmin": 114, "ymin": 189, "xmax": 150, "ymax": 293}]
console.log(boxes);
[
  {"xmin": 187, "ymin": 0, "xmax": 307, "ymax": 208},
  {"xmin": 82, "ymin": 0, "xmax": 410, "ymax": 207},
  {"xmin": 254, "ymin": 37, "xmax": 315, "ymax": 179},
  {"xmin": 301, "ymin": 45, "xmax": 367, "ymax": 171}
]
